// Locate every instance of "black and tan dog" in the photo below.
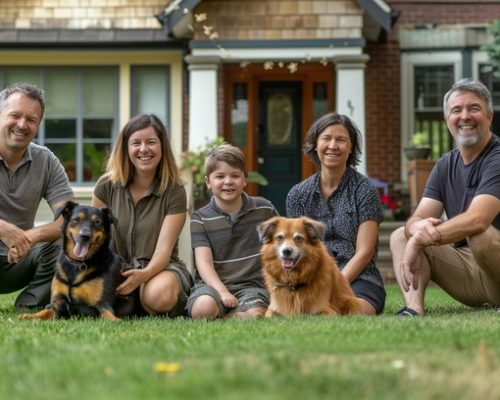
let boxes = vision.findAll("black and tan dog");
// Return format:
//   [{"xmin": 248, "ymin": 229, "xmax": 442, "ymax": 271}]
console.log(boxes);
[{"xmin": 19, "ymin": 201, "xmax": 138, "ymax": 321}]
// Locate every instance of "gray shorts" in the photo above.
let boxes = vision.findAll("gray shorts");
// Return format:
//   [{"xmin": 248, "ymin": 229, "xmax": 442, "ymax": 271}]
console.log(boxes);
[
  {"xmin": 351, "ymin": 278, "xmax": 386, "ymax": 315},
  {"xmin": 187, "ymin": 282, "xmax": 269, "ymax": 318}
]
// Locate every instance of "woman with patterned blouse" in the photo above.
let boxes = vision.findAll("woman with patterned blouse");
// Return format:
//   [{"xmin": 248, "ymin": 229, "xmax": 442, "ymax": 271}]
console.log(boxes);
[{"xmin": 286, "ymin": 113, "xmax": 386, "ymax": 315}]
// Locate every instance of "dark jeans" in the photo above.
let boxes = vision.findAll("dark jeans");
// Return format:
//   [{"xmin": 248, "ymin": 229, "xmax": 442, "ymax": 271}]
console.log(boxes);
[{"xmin": 0, "ymin": 241, "xmax": 60, "ymax": 310}]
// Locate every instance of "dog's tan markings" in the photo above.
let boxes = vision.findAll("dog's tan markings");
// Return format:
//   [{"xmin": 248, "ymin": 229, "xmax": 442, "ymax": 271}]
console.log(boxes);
[
  {"xmin": 73, "ymin": 278, "xmax": 104, "ymax": 306},
  {"xmin": 65, "ymin": 234, "xmax": 77, "ymax": 258},
  {"xmin": 51, "ymin": 275, "xmax": 69, "ymax": 298},
  {"xmin": 100, "ymin": 309, "xmax": 120, "ymax": 321},
  {"xmin": 18, "ymin": 309, "xmax": 56, "ymax": 320}
]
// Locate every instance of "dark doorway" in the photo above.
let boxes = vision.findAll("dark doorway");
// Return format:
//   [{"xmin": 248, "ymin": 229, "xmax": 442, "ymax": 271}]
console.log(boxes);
[{"xmin": 258, "ymin": 81, "xmax": 302, "ymax": 214}]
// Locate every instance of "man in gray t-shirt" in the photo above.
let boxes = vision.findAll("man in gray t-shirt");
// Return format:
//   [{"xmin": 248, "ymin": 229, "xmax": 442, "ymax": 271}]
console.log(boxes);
[
  {"xmin": 391, "ymin": 78, "xmax": 500, "ymax": 316},
  {"xmin": 0, "ymin": 83, "xmax": 73, "ymax": 310}
]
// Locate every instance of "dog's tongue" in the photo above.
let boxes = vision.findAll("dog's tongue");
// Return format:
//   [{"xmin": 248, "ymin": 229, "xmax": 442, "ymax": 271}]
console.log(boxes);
[
  {"xmin": 74, "ymin": 242, "xmax": 89, "ymax": 259},
  {"xmin": 281, "ymin": 258, "xmax": 294, "ymax": 269}
]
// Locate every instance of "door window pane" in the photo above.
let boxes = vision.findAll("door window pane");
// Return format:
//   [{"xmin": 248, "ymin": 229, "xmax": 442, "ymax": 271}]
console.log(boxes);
[
  {"xmin": 131, "ymin": 66, "xmax": 169, "ymax": 125},
  {"xmin": 231, "ymin": 83, "xmax": 248, "ymax": 147},
  {"xmin": 313, "ymin": 82, "xmax": 328, "ymax": 121},
  {"xmin": 267, "ymin": 91, "xmax": 293, "ymax": 146}
]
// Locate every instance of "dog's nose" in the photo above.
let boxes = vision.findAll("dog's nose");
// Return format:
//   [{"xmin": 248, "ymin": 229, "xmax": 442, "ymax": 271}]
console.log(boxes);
[
  {"xmin": 282, "ymin": 248, "xmax": 292, "ymax": 257},
  {"xmin": 79, "ymin": 234, "xmax": 91, "ymax": 243}
]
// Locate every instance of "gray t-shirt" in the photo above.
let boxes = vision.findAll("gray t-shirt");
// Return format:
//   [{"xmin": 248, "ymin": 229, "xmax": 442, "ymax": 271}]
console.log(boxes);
[
  {"xmin": 424, "ymin": 134, "xmax": 500, "ymax": 245},
  {"xmin": 0, "ymin": 143, "xmax": 73, "ymax": 255}
]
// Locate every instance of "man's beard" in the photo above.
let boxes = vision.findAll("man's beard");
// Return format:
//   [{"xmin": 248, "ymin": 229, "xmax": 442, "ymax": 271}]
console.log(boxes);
[{"xmin": 453, "ymin": 129, "xmax": 485, "ymax": 147}]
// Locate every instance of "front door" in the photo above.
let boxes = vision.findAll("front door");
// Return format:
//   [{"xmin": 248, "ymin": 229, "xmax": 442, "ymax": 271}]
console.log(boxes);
[{"xmin": 258, "ymin": 81, "xmax": 302, "ymax": 215}]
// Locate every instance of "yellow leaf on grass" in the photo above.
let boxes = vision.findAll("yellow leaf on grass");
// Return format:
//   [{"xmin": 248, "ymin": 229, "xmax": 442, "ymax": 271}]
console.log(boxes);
[{"xmin": 154, "ymin": 362, "xmax": 181, "ymax": 374}]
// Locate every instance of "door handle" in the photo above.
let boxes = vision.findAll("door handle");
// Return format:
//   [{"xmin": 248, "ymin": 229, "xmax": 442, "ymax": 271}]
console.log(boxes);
[{"xmin": 257, "ymin": 157, "xmax": 265, "ymax": 165}]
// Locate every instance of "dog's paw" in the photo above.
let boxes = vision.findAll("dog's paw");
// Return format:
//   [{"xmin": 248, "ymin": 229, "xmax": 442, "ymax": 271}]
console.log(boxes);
[{"xmin": 18, "ymin": 309, "xmax": 55, "ymax": 320}]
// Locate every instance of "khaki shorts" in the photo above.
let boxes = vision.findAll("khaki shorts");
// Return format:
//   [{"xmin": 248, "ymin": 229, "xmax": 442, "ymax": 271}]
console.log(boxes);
[{"xmin": 425, "ymin": 225, "xmax": 500, "ymax": 307}]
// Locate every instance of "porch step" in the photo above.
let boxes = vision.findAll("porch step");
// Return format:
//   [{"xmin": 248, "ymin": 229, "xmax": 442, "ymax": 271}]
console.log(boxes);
[{"xmin": 378, "ymin": 221, "xmax": 404, "ymax": 283}]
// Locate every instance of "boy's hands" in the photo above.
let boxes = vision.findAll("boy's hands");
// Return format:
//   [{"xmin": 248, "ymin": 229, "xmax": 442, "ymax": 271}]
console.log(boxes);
[{"xmin": 220, "ymin": 291, "xmax": 238, "ymax": 308}]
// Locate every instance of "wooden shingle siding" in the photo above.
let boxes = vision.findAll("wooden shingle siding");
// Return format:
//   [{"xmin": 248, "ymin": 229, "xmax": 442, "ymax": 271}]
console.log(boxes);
[
  {"xmin": 0, "ymin": 0, "xmax": 167, "ymax": 30},
  {"xmin": 192, "ymin": 0, "xmax": 364, "ymax": 40}
]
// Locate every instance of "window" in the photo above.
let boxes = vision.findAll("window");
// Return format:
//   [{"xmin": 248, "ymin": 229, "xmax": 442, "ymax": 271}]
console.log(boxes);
[
  {"xmin": 131, "ymin": 66, "xmax": 170, "ymax": 128},
  {"xmin": 0, "ymin": 64, "xmax": 173, "ymax": 184},
  {"xmin": 401, "ymin": 52, "xmax": 461, "ymax": 169},
  {"xmin": 414, "ymin": 65, "xmax": 454, "ymax": 159},
  {"xmin": 0, "ymin": 66, "xmax": 118, "ymax": 184},
  {"xmin": 478, "ymin": 64, "xmax": 500, "ymax": 136}
]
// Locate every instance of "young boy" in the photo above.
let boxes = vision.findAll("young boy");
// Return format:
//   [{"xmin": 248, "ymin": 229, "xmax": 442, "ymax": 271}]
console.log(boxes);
[{"xmin": 187, "ymin": 143, "xmax": 278, "ymax": 319}]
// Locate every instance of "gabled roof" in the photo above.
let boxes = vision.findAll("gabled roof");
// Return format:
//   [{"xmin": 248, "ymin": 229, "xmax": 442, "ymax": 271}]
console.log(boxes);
[
  {"xmin": 157, "ymin": 0, "xmax": 398, "ymax": 38},
  {"xmin": 356, "ymin": 0, "xmax": 398, "ymax": 32}
]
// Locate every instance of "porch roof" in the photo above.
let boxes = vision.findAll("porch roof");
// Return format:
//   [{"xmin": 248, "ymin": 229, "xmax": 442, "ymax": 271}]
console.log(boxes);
[
  {"xmin": 0, "ymin": 28, "xmax": 181, "ymax": 48},
  {"xmin": 158, "ymin": 0, "xmax": 398, "ymax": 38}
]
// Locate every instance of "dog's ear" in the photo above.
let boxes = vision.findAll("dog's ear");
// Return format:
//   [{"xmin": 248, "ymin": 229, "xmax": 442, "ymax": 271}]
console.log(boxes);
[
  {"xmin": 102, "ymin": 208, "xmax": 117, "ymax": 226},
  {"xmin": 55, "ymin": 200, "xmax": 78, "ymax": 221},
  {"xmin": 302, "ymin": 217, "xmax": 326, "ymax": 243},
  {"xmin": 257, "ymin": 217, "xmax": 279, "ymax": 244}
]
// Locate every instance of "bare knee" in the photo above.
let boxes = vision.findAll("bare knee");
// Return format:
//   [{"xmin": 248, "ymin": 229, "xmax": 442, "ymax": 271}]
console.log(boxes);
[
  {"xmin": 356, "ymin": 298, "xmax": 376, "ymax": 315},
  {"xmin": 190, "ymin": 295, "xmax": 219, "ymax": 319},
  {"xmin": 141, "ymin": 272, "xmax": 180, "ymax": 315},
  {"xmin": 389, "ymin": 226, "xmax": 407, "ymax": 251}
]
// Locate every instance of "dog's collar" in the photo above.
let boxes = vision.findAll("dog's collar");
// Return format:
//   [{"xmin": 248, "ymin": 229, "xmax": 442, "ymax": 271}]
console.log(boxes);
[
  {"xmin": 64, "ymin": 255, "xmax": 89, "ymax": 272},
  {"xmin": 273, "ymin": 281, "xmax": 307, "ymax": 291}
]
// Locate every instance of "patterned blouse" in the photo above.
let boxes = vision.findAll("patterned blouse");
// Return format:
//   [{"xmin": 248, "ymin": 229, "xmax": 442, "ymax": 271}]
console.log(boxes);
[{"xmin": 286, "ymin": 168, "xmax": 384, "ymax": 289}]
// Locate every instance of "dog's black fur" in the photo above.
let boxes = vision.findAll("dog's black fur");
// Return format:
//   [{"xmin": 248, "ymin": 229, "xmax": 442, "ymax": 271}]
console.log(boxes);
[{"xmin": 19, "ymin": 201, "xmax": 141, "ymax": 320}]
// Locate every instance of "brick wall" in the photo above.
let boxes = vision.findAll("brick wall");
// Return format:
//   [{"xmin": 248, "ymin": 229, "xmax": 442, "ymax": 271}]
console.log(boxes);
[
  {"xmin": 0, "ymin": 0, "xmax": 166, "ymax": 30},
  {"xmin": 387, "ymin": 0, "xmax": 500, "ymax": 31},
  {"xmin": 192, "ymin": 0, "xmax": 363, "ymax": 40},
  {"xmin": 365, "ymin": 40, "xmax": 401, "ymax": 185},
  {"xmin": 365, "ymin": 0, "xmax": 500, "ymax": 195}
]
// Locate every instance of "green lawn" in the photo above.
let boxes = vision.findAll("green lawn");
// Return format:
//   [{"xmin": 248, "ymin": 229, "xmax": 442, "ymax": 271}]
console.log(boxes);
[{"xmin": 1, "ymin": 285, "xmax": 499, "ymax": 400}]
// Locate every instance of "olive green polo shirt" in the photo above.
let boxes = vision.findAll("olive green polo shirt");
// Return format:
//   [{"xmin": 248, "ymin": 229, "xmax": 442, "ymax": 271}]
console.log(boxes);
[
  {"xmin": 94, "ymin": 176, "xmax": 187, "ymax": 266},
  {"xmin": 0, "ymin": 143, "xmax": 73, "ymax": 256}
]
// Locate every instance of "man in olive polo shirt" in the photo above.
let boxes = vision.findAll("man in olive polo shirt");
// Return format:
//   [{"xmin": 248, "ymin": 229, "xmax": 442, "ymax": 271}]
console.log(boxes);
[{"xmin": 0, "ymin": 82, "xmax": 73, "ymax": 310}]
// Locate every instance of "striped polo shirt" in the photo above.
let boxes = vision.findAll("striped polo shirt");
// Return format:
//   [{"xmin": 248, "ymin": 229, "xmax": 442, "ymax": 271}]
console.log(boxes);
[{"xmin": 190, "ymin": 192, "xmax": 278, "ymax": 290}]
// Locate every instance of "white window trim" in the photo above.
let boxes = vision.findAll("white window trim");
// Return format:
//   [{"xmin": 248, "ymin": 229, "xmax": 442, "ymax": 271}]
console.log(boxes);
[
  {"xmin": 472, "ymin": 50, "xmax": 488, "ymax": 80},
  {"xmin": 400, "ymin": 51, "xmax": 462, "ymax": 180}
]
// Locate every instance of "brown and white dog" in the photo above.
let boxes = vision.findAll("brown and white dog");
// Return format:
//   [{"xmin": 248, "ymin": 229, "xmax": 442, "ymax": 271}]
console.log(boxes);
[{"xmin": 258, "ymin": 216, "xmax": 362, "ymax": 317}]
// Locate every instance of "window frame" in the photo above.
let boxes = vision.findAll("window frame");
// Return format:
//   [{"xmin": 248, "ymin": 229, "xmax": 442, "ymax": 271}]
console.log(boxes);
[{"xmin": 400, "ymin": 51, "xmax": 462, "ymax": 178}]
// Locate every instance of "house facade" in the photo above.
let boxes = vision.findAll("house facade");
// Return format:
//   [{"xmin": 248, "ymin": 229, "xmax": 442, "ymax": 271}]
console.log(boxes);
[{"xmin": 1, "ymin": 0, "xmax": 499, "ymax": 271}]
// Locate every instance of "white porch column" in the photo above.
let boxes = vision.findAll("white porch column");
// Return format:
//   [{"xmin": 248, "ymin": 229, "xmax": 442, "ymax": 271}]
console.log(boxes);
[
  {"xmin": 334, "ymin": 54, "xmax": 370, "ymax": 176},
  {"xmin": 185, "ymin": 55, "xmax": 221, "ymax": 150}
]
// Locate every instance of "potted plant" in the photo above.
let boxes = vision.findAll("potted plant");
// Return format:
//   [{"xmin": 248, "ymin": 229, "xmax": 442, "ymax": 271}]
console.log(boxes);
[
  {"xmin": 181, "ymin": 136, "xmax": 268, "ymax": 209},
  {"xmin": 404, "ymin": 131, "xmax": 431, "ymax": 161}
]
